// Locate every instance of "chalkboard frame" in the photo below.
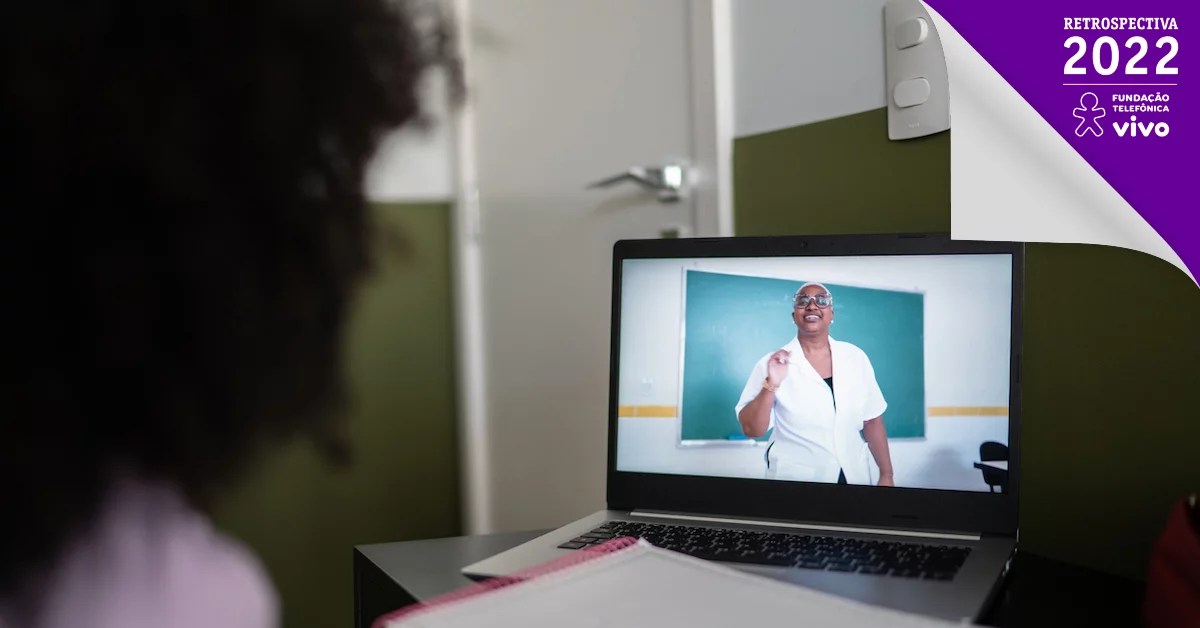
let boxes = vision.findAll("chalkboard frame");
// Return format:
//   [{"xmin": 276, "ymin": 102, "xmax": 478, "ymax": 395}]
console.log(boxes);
[{"xmin": 607, "ymin": 233, "xmax": 1024, "ymax": 537}]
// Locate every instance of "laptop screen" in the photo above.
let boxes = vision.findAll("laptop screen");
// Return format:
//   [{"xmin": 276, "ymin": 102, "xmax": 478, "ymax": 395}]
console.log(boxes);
[{"xmin": 614, "ymin": 252, "xmax": 1013, "ymax": 493}]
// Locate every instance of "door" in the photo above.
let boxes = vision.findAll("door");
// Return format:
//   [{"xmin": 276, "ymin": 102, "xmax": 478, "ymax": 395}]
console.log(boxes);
[{"xmin": 453, "ymin": 0, "xmax": 732, "ymax": 534}]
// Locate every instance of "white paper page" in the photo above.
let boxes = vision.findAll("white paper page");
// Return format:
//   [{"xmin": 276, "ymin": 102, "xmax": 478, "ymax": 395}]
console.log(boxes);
[{"xmin": 387, "ymin": 542, "xmax": 964, "ymax": 628}]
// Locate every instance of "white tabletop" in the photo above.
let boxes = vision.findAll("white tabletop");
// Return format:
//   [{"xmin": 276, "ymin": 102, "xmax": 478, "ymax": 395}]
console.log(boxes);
[{"xmin": 978, "ymin": 460, "xmax": 1008, "ymax": 471}]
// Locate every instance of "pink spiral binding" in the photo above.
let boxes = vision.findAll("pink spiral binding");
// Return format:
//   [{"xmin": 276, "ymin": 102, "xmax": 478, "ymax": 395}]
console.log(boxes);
[{"xmin": 370, "ymin": 536, "xmax": 640, "ymax": 628}]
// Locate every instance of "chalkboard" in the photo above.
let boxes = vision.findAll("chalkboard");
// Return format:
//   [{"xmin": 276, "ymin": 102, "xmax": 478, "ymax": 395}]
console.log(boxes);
[{"xmin": 679, "ymin": 270, "xmax": 925, "ymax": 442}]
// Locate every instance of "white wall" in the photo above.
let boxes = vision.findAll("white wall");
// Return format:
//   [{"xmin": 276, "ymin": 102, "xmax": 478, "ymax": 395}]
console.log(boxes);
[
  {"xmin": 618, "ymin": 255, "xmax": 1013, "ymax": 408},
  {"xmin": 733, "ymin": 0, "xmax": 889, "ymax": 137},
  {"xmin": 615, "ymin": 254, "xmax": 1013, "ymax": 492},
  {"xmin": 365, "ymin": 69, "xmax": 455, "ymax": 201},
  {"xmin": 616, "ymin": 416, "xmax": 1007, "ymax": 492}
]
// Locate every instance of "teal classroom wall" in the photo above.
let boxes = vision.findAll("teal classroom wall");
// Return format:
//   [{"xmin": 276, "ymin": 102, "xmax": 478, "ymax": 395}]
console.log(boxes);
[
  {"xmin": 680, "ymin": 270, "xmax": 925, "ymax": 441},
  {"xmin": 733, "ymin": 108, "xmax": 1200, "ymax": 580}
]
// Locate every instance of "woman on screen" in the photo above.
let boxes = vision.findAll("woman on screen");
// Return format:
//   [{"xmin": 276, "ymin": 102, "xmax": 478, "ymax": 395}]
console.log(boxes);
[{"xmin": 734, "ymin": 283, "xmax": 896, "ymax": 486}]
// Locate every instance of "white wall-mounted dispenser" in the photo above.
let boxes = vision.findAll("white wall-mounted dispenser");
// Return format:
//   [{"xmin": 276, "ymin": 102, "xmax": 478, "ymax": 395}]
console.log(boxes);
[{"xmin": 884, "ymin": 0, "xmax": 950, "ymax": 140}]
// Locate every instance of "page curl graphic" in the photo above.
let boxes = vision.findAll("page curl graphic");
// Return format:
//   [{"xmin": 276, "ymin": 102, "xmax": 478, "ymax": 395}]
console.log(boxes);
[{"xmin": 922, "ymin": 2, "xmax": 1193, "ymax": 284}]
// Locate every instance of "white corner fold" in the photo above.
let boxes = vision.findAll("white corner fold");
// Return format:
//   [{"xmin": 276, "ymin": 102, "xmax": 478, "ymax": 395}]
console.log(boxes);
[{"xmin": 923, "ymin": 2, "xmax": 1193, "ymax": 284}]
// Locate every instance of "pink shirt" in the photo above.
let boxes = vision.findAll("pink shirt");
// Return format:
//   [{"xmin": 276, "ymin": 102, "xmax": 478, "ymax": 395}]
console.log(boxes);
[{"xmin": 1, "ymin": 478, "xmax": 277, "ymax": 628}]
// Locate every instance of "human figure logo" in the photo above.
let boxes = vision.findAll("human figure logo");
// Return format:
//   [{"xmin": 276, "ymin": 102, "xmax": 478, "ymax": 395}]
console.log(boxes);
[{"xmin": 1072, "ymin": 92, "xmax": 1105, "ymax": 137}]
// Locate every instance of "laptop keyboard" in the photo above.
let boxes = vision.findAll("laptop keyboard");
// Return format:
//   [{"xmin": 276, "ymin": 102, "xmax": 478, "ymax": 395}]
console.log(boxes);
[{"xmin": 557, "ymin": 521, "xmax": 971, "ymax": 581}]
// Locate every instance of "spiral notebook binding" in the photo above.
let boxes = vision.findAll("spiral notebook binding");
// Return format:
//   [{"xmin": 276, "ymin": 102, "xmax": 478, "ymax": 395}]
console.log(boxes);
[{"xmin": 371, "ymin": 536, "xmax": 641, "ymax": 628}]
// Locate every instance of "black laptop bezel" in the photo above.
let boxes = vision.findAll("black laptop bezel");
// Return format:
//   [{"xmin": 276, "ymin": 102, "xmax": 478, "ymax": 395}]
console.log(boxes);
[{"xmin": 605, "ymin": 233, "xmax": 1023, "ymax": 537}]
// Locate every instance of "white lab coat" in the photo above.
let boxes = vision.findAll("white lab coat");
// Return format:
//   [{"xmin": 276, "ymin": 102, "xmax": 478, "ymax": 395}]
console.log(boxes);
[{"xmin": 734, "ymin": 336, "xmax": 887, "ymax": 485}]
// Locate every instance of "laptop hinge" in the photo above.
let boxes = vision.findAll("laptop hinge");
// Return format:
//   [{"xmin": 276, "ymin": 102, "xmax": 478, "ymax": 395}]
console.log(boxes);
[{"xmin": 629, "ymin": 510, "xmax": 982, "ymax": 542}]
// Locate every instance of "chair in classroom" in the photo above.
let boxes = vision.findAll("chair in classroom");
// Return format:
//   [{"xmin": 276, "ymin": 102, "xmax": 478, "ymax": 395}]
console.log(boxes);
[{"xmin": 978, "ymin": 441, "xmax": 1009, "ymax": 493}]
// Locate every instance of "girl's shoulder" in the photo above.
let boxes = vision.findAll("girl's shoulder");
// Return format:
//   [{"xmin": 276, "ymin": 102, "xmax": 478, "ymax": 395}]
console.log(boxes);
[{"xmin": 6, "ymin": 477, "xmax": 278, "ymax": 628}]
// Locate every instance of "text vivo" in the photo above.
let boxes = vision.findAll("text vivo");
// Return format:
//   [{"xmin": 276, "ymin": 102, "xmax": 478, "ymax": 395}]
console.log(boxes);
[{"xmin": 1112, "ymin": 115, "xmax": 1169, "ymax": 137}]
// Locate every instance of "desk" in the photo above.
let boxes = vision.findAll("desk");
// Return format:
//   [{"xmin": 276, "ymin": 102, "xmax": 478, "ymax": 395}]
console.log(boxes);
[
  {"xmin": 354, "ymin": 531, "xmax": 1145, "ymax": 628},
  {"xmin": 974, "ymin": 461, "xmax": 1010, "ymax": 493}
]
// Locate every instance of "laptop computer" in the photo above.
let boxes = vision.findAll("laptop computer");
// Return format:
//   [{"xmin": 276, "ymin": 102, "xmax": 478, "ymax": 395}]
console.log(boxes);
[{"xmin": 463, "ymin": 233, "xmax": 1023, "ymax": 623}]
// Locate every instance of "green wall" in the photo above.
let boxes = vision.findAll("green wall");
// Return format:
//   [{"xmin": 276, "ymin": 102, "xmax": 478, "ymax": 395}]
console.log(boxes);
[
  {"xmin": 735, "ymin": 109, "xmax": 951, "ymax": 235},
  {"xmin": 212, "ymin": 202, "xmax": 461, "ymax": 628},
  {"xmin": 734, "ymin": 108, "xmax": 1200, "ymax": 579}
]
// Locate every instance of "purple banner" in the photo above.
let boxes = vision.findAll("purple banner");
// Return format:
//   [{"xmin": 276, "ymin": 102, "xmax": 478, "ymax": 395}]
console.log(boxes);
[{"xmin": 926, "ymin": 0, "xmax": 1197, "ymax": 280}]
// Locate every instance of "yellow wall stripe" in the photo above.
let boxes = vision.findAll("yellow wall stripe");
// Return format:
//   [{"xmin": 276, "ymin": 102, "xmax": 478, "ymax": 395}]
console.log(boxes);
[
  {"xmin": 618, "ymin": 405, "xmax": 1008, "ymax": 418},
  {"xmin": 959, "ymin": 406, "xmax": 1009, "ymax": 416},
  {"xmin": 615, "ymin": 405, "xmax": 677, "ymax": 417}
]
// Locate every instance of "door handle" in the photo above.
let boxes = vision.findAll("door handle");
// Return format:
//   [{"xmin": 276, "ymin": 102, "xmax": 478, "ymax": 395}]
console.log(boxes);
[{"xmin": 586, "ymin": 162, "xmax": 688, "ymax": 202}]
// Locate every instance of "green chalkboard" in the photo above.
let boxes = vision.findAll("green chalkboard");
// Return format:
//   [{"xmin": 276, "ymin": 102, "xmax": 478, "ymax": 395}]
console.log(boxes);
[{"xmin": 679, "ymin": 270, "xmax": 925, "ymax": 441}]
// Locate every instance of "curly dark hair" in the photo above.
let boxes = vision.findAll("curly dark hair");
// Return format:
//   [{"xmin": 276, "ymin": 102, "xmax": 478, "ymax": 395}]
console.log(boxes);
[{"xmin": 2, "ymin": 0, "xmax": 460, "ymax": 600}]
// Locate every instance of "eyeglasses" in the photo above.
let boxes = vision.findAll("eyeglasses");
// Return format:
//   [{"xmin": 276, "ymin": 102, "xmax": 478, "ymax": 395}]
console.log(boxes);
[{"xmin": 794, "ymin": 293, "xmax": 833, "ymax": 309}]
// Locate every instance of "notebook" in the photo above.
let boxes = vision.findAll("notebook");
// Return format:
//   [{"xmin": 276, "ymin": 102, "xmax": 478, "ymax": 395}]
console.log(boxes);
[{"xmin": 372, "ymin": 538, "xmax": 970, "ymax": 628}]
